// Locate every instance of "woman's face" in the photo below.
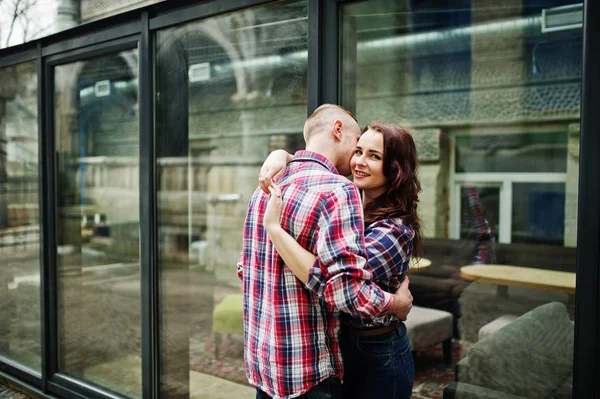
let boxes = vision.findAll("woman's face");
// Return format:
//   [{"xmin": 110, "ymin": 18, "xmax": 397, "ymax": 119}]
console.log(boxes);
[{"xmin": 350, "ymin": 128, "xmax": 388, "ymax": 196}]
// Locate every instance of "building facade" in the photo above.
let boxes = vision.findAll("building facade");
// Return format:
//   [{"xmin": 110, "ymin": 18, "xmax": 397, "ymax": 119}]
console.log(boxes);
[{"xmin": 0, "ymin": 0, "xmax": 599, "ymax": 398}]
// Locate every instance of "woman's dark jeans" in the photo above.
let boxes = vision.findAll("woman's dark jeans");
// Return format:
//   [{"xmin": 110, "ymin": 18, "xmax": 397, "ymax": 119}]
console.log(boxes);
[
  {"xmin": 341, "ymin": 323, "xmax": 414, "ymax": 399},
  {"xmin": 256, "ymin": 376, "xmax": 342, "ymax": 399}
]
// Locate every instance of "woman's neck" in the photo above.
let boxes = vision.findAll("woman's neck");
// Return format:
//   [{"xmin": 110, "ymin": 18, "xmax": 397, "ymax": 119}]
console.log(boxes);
[{"xmin": 362, "ymin": 189, "xmax": 383, "ymax": 206}]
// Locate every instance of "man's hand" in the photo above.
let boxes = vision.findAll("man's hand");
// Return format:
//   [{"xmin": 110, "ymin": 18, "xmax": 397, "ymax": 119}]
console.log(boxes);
[{"xmin": 388, "ymin": 277, "xmax": 413, "ymax": 321}]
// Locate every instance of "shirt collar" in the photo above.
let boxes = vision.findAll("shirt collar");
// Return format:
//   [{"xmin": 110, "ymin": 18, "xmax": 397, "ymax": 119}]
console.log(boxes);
[{"xmin": 292, "ymin": 150, "xmax": 340, "ymax": 175}]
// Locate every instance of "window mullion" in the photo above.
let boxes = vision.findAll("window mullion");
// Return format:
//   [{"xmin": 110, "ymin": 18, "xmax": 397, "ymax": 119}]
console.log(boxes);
[{"xmin": 499, "ymin": 180, "xmax": 513, "ymax": 244}]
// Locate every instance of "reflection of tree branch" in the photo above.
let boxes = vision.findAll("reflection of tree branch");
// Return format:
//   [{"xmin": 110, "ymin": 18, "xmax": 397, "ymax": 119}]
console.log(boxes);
[
  {"xmin": 5, "ymin": 0, "xmax": 37, "ymax": 47},
  {"xmin": 22, "ymin": 18, "xmax": 51, "ymax": 41},
  {"xmin": 21, "ymin": 14, "xmax": 29, "ymax": 40},
  {"xmin": 5, "ymin": 0, "xmax": 24, "ymax": 46}
]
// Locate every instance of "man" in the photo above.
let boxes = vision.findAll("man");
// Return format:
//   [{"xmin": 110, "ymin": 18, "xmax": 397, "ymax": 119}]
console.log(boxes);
[{"xmin": 237, "ymin": 104, "xmax": 413, "ymax": 399}]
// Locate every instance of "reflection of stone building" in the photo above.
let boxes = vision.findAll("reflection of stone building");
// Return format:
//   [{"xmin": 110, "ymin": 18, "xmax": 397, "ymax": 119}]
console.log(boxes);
[
  {"xmin": 52, "ymin": 0, "xmax": 581, "ymax": 288},
  {"xmin": 157, "ymin": 6, "xmax": 308, "ymax": 286},
  {"xmin": 0, "ymin": 62, "xmax": 38, "ymax": 228},
  {"xmin": 0, "ymin": 0, "xmax": 595, "ymax": 398},
  {"xmin": 0, "ymin": 60, "xmax": 41, "ymax": 371},
  {"xmin": 351, "ymin": 1, "xmax": 580, "ymax": 250},
  {"xmin": 47, "ymin": 3, "xmax": 309, "ymax": 290},
  {"xmin": 81, "ymin": 0, "xmax": 163, "ymax": 22}
]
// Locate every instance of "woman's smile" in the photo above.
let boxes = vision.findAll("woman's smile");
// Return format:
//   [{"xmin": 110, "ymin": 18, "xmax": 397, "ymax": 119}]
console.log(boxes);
[{"xmin": 350, "ymin": 128, "xmax": 387, "ymax": 199}]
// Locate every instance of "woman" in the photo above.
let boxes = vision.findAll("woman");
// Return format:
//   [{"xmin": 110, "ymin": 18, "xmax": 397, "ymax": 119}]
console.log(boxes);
[{"xmin": 261, "ymin": 122, "xmax": 423, "ymax": 399}]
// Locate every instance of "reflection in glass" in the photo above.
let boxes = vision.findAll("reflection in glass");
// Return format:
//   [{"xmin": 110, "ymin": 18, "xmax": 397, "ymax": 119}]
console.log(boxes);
[
  {"xmin": 512, "ymin": 183, "xmax": 565, "ymax": 245},
  {"xmin": 54, "ymin": 49, "xmax": 141, "ymax": 398},
  {"xmin": 455, "ymin": 132, "xmax": 568, "ymax": 173},
  {"xmin": 341, "ymin": 1, "xmax": 580, "ymax": 397},
  {"xmin": 459, "ymin": 184, "xmax": 498, "ymax": 264},
  {"xmin": 155, "ymin": 1, "xmax": 307, "ymax": 396},
  {"xmin": 0, "ymin": 60, "xmax": 41, "ymax": 371}
]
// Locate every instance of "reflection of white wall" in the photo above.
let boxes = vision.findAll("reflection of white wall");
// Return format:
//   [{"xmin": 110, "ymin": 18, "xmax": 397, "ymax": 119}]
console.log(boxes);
[
  {"xmin": 189, "ymin": 240, "xmax": 208, "ymax": 267},
  {"xmin": 412, "ymin": 129, "xmax": 449, "ymax": 239},
  {"xmin": 77, "ymin": 157, "xmax": 140, "ymax": 224},
  {"xmin": 565, "ymin": 123, "xmax": 579, "ymax": 247},
  {"xmin": 7, "ymin": 141, "xmax": 37, "ymax": 176},
  {"xmin": 6, "ymin": 98, "xmax": 38, "ymax": 176},
  {"xmin": 419, "ymin": 165, "xmax": 443, "ymax": 238},
  {"xmin": 196, "ymin": 12, "xmax": 259, "ymax": 102},
  {"xmin": 207, "ymin": 166, "xmax": 255, "ymax": 287}
]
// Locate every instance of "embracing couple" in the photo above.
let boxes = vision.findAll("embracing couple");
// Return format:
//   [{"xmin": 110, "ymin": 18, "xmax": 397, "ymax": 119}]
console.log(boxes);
[{"xmin": 237, "ymin": 104, "xmax": 423, "ymax": 399}]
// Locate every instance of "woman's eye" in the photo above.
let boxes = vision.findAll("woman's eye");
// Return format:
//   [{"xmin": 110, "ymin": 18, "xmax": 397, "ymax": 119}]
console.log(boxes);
[
  {"xmin": 371, "ymin": 154, "xmax": 381, "ymax": 160},
  {"xmin": 354, "ymin": 150, "xmax": 362, "ymax": 155}
]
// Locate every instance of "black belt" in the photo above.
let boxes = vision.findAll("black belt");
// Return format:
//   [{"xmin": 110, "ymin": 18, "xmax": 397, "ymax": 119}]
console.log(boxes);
[{"xmin": 350, "ymin": 325, "xmax": 396, "ymax": 337}]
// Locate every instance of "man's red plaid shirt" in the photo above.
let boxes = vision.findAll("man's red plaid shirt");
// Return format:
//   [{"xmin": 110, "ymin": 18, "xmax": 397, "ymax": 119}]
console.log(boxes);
[{"xmin": 237, "ymin": 151, "xmax": 392, "ymax": 399}]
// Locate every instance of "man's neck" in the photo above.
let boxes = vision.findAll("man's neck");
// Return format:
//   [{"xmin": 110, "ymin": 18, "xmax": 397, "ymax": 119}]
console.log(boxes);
[{"xmin": 305, "ymin": 141, "xmax": 338, "ymax": 169}]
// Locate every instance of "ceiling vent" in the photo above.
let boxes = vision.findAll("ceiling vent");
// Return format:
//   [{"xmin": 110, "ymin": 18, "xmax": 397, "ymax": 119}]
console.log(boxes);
[
  {"xmin": 94, "ymin": 80, "xmax": 111, "ymax": 97},
  {"xmin": 189, "ymin": 63, "xmax": 211, "ymax": 82},
  {"xmin": 542, "ymin": 3, "xmax": 583, "ymax": 33}
]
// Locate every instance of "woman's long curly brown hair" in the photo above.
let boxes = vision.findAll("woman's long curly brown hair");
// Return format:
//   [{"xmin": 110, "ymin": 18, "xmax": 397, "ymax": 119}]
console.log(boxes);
[{"xmin": 362, "ymin": 122, "xmax": 424, "ymax": 259}]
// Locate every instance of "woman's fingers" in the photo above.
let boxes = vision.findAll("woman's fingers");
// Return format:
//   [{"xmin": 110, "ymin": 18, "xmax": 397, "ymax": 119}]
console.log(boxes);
[
  {"xmin": 259, "ymin": 165, "xmax": 277, "ymax": 193},
  {"xmin": 259, "ymin": 175, "xmax": 272, "ymax": 193},
  {"xmin": 259, "ymin": 151, "xmax": 289, "ymax": 193},
  {"xmin": 260, "ymin": 163, "xmax": 285, "ymax": 182},
  {"xmin": 264, "ymin": 184, "xmax": 283, "ymax": 230},
  {"xmin": 270, "ymin": 183, "xmax": 282, "ymax": 198}
]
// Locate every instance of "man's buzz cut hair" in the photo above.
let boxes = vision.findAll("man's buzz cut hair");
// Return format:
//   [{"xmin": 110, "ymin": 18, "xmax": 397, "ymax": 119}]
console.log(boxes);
[{"xmin": 303, "ymin": 104, "xmax": 358, "ymax": 142}]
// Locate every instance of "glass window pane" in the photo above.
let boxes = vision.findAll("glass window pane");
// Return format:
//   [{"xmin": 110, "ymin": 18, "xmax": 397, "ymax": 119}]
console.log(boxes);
[
  {"xmin": 460, "ymin": 185, "xmax": 499, "ymax": 243},
  {"xmin": 0, "ymin": 60, "xmax": 41, "ymax": 371},
  {"xmin": 512, "ymin": 182, "xmax": 565, "ymax": 245},
  {"xmin": 341, "ymin": 1, "xmax": 580, "ymax": 396},
  {"xmin": 155, "ymin": 1, "xmax": 307, "ymax": 396},
  {"xmin": 455, "ymin": 132, "xmax": 568, "ymax": 173},
  {"xmin": 54, "ymin": 49, "xmax": 141, "ymax": 398}
]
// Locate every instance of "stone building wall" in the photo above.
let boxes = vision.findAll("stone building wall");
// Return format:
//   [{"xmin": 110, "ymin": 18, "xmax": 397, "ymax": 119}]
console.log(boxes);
[
  {"xmin": 354, "ymin": 0, "xmax": 580, "ymax": 245},
  {"xmin": 197, "ymin": 105, "xmax": 306, "ymax": 286},
  {"xmin": 80, "ymin": 0, "xmax": 164, "ymax": 23},
  {"xmin": 66, "ymin": 0, "xmax": 581, "ymax": 282}
]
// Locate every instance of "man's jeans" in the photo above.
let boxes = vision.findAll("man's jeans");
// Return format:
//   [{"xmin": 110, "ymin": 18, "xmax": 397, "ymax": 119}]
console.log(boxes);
[
  {"xmin": 256, "ymin": 376, "xmax": 342, "ymax": 399},
  {"xmin": 340, "ymin": 323, "xmax": 414, "ymax": 399}
]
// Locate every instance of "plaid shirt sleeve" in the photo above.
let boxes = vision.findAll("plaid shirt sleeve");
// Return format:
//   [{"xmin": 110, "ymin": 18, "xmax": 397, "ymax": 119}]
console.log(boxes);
[
  {"xmin": 364, "ymin": 219, "xmax": 413, "ymax": 294},
  {"xmin": 305, "ymin": 183, "xmax": 392, "ymax": 318}
]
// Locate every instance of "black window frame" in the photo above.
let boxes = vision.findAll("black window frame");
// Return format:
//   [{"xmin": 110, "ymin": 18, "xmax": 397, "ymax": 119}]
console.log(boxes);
[
  {"xmin": 44, "ymin": 34, "xmax": 141, "ymax": 399},
  {"xmin": 0, "ymin": 0, "xmax": 596, "ymax": 398},
  {"xmin": 0, "ymin": 44, "xmax": 41, "ymax": 390}
]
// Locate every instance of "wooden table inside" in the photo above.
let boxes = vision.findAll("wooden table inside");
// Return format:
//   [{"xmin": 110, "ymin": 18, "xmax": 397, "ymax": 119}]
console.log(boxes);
[
  {"xmin": 409, "ymin": 257, "xmax": 432, "ymax": 272},
  {"xmin": 460, "ymin": 264, "xmax": 576, "ymax": 295}
]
